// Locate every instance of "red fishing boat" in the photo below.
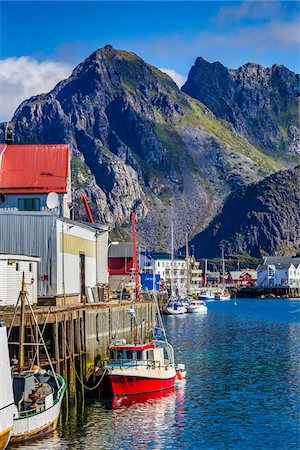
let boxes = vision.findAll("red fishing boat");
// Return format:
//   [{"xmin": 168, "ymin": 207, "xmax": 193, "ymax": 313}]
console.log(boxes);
[{"xmin": 99, "ymin": 339, "xmax": 176, "ymax": 396}]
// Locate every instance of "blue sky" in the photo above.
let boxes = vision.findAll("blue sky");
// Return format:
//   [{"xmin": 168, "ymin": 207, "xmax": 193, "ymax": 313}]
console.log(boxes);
[{"xmin": 0, "ymin": 1, "xmax": 299, "ymax": 120}]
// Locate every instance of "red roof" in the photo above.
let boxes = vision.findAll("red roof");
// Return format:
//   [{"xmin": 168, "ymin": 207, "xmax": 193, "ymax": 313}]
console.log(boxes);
[{"xmin": 0, "ymin": 144, "xmax": 70, "ymax": 193}]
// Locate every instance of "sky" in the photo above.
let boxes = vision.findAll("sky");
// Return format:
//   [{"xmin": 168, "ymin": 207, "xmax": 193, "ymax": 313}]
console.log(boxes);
[{"xmin": 0, "ymin": 0, "xmax": 299, "ymax": 121}]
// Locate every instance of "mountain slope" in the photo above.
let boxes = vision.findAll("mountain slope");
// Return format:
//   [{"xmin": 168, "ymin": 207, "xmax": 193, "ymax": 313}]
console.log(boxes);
[
  {"xmin": 0, "ymin": 46, "xmax": 295, "ymax": 248},
  {"xmin": 182, "ymin": 58, "xmax": 299, "ymax": 157},
  {"xmin": 190, "ymin": 166, "xmax": 300, "ymax": 258}
]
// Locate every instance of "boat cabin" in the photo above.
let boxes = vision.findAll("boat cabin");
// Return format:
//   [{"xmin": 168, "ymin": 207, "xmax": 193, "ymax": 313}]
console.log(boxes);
[{"xmin": 109, "ymin": 341, "xmax": 168, "ymax": 368}]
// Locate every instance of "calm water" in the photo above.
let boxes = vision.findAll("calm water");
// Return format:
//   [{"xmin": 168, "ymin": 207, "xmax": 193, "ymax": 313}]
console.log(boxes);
[{"xmin": 10, "ymin": 299, "xmax": 300, "ymax": 449}]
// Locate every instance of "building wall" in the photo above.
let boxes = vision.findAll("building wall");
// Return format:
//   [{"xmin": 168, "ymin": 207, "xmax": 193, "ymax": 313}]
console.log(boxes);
[
  {"xmin": 0, "ymin": 212, "xmax": 57, "ymax": 297},
  {"xmin": 96, "ymin": 231, "xmax": 109, "ymax": 284},
  {"xmin": 0, "ymin": 256, "xmax": 39, "ymax": 306},
  {"xmin": 56, "ymin": 220, "xmax": 98, "ymax": 299},
  {"xmin": 108, "ymin": 257, "xmax": 133, "ymax": 275},
  {"xmin": 0, "ymin": 193, "xmax": 71, "ymax": 218}
]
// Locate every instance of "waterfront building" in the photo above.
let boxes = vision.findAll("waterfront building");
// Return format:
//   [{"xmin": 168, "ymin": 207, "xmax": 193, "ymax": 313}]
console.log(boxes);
[
  {"xmin": 140, "ymin": 251, "xmax": 187, "ymax": 293},
  {"xmin": 206, "ymin": 271, "xmax": 221, "ymax": 287},
  {"xmin": 0, "ymin": 141, "xmax": 109, "ymax": 304},
  {"xmin": 226, "ymin": 270, "xmax": 257, "ymax": 287},
  {"xmin": 0, "ymin": 143, "xmax": 71, "ymax": 217},
  {"xmin": 108, "ymin": 242, "xmax": 134, "ymax": 276},
  {"xmin": 189, "ymin": 256, "xmax": 203, "ymax": 294},
  {"xmin": 257, "ymin": 256, "xmax": 300, "ymax": 288},
  {"xmin": 0, "ymin": 254, "xmax": 40, "ymax": 306}
]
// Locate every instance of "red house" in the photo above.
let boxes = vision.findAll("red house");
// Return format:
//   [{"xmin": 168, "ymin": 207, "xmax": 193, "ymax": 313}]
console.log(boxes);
[
  {"xmin": 108, "ymin": 242, "xmax": 134, "ymax": 275},
  {"xmin": 226, "ymin": 270, "xmax": 257, "ymax": 287}
]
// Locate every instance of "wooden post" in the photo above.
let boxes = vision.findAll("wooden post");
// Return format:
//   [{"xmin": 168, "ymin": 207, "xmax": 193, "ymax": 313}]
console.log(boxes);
[{"xmin": 55, "ymin": 316, "xmax": 60, "ymax": 374}]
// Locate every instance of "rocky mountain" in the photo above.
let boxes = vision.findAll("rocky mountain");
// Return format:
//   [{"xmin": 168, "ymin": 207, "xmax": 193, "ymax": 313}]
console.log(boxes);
[
  {"xmin": 182, "ymin": 58, "xmax": 299, "ymax": 155},
  {"xmin": 0, "ymin": 46, "xmax": 298, "ymax": 249},
  {"xmin": 190, "ymin": 166, "xmax": 300, "ymax": 258}
]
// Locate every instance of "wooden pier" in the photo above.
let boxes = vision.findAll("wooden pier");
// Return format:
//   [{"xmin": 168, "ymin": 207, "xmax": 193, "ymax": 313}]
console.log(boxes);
[{"xmin": 1, "ymin": 299, "xmax": 156, "ymax": 399}]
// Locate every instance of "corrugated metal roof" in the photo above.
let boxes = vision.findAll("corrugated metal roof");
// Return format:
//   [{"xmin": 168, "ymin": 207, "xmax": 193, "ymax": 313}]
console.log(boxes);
[
  {"xmin": 0, "ymin": 144, "xmax": 70, "ymax": 193},
  {"xmin": 109, "ymin": 242, "xmax": 134, "ymax": 258}
]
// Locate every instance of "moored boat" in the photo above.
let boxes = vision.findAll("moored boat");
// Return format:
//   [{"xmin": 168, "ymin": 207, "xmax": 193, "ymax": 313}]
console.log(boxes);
[
  {"xmin": 199, "ymin": 290, "xmax": 215, "ymax": 301},
  {"xmin": 11, "ymin": 370, "xmax": 66, "ymax": 443},
  {"xmin": 8, "ymin": 273, "xmax": 66, "ymax": 443},
  {"xmin": 98, "ymin": 339, "xmax": 176, "ymax": 396},
  {"xmin": 186, "ymin": 300, "xmax": 207, "ymax": 313},
  {"xmin": 0, "ymin": 325, "xmax": 14, "ymax": 450},
  {"xmin": 163, "ymin": 299, "xmax": 187, "ymax": 315},
  {"xmin": 215, "ymin": 289, "xmax": 231, "ymax": 300}
]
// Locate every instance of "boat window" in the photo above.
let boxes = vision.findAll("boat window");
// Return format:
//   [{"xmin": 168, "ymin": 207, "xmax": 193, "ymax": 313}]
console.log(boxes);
[
  {"xmin": 136, "ymin": 350, "xmax": 142, "ymax": 360},
  {"xmin": 110, "ymin": 350, "xmax": 115, "ymax": 360},
  {"xmin": 126, "ymin": 350, "xmax": 133, "ymax": 360},
  {"xmin": 117, "ymin": 350, "xmax": 123, "ymax": 359}
]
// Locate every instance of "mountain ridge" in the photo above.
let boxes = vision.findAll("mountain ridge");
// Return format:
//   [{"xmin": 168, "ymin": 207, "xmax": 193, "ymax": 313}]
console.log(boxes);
[{"xmin": 1, "ymin": 46, "xmax": 298, "ymax": 251}]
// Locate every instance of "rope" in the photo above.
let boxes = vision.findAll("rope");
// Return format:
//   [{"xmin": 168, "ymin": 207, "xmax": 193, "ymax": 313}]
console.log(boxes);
[{"xmin": 62, "ymin": 321, "xmax": 108, "ymax": 391}]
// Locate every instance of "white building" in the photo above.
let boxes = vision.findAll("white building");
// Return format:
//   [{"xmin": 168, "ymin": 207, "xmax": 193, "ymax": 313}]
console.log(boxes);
[
  {"xmin": 140, "ymin": 252, "xmax": 187, "ymax": 293},
  {"xmin": 257, "ymin": 256, "xmax": 300, "ymax": 288},
  {"xmin": 0, "ymin": 254, "xmax": 40, "ymax": 306},
  {"xmin": 0, "ymin": 211, "xmax": 109, "ymax": 304}
]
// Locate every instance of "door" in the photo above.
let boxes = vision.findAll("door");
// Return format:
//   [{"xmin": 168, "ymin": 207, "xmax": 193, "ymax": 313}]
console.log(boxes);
[{"xmin": 79, "ymin": 253, "xmax": 86, "ymax": 301}]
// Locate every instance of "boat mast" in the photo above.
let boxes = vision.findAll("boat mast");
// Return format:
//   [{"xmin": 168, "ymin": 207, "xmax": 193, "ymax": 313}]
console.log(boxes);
[
  {"xmin": 186, "ymin": 233, "xmax": 190, "ymax": 295},
  {"xmin": 131, "ymin": 210, "xmax": 139, "ymax": 301},
  {"xmin": 171, "ymin": 221, "xmax": 174, "ymax": 297},
  {"xmin": 19, "ymin": 272, "xmax": 26, "ymax": 372},
  {"xmin": 222, "ymin": 247, "xmax": 225, "ymax": 289}
]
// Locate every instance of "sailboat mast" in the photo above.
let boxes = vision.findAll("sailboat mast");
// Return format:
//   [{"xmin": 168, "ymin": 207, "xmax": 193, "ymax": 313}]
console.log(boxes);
[
  {"xmin": 186, "ymin": 234, "xmax": 190, "ymax": 294},
  {"xmin": 222, "ymin": 247, "xmax": 225, "ymax": 288},
  {"xmin": 19, "ymin": 272, "xmax": 26, "ymax": 371},
  {"xmin": 131, "ymin": 211, "xmax": 139, "ymax": 301},
  {"xmin": 171, "ymin": 221, "xmax": 174, "ymax": 296}
]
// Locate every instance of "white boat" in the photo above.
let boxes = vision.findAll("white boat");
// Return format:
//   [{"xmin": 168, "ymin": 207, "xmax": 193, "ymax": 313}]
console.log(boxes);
[
  {"xmin": 199, "ymin": 290, "xmax": 215, "ymax": 301},
  {"xmin": 215, "ymin": 290, "xmax": 231, "ymax": 301},
  {"xmin": 11, "ymin": 370, "xmax": 66, "ymax": 443},
  {"xmin": 163, "ymin": 299, "xmax": 187, "ymax": 315},
  {"xmin": 8, "ymin": 273, "xmax": 66, "ymax": 443},
  {"xmin": 0, "ymin": 325, "xmax": 14, "ymax": 450},
  {"xmin": 186, "ymin": 300, "xmax": 207, "ymax": 313}
]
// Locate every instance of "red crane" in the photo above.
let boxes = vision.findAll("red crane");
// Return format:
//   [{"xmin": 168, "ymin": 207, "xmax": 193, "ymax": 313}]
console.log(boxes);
[
  {"xmin": 81, "ymin": 194, "xmax": 95, "ymax": 224},
  {"xmin": 131, "ymin": 210, "xmax": 140, "ymax": 301}
]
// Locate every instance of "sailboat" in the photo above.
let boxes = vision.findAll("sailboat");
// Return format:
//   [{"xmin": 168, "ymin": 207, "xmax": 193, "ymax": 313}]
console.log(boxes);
[
  {"xmin": 8, "ymin": 274, "xmax": 66, "ymax": 443},
  {"xmin": 163, "ymin": 222, "xmax": 187, "ymax": 315},
  {"xmin": 0, "ymin": 324, "xmax": 14, "ymax": 450}
]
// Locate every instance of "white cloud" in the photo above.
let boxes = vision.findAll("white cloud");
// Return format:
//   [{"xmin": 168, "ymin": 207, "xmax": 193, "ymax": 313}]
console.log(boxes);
[
  {"xmin": 0, "ymin": 57, "xmax": 72, "ymax": 122},
  {"xmin": 159, "ymin": 68, "xmax": 186, "ymax": 88}
]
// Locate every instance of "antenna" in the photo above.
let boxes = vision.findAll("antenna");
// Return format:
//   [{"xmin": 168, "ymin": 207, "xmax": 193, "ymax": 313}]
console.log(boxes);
[
  {"xmin": 46, "ymin": 192, "xmax": 59, "ymax": 210},
  {"xmin": 0, "ymin": 193, "xmax": 6, "ymax": 205}
]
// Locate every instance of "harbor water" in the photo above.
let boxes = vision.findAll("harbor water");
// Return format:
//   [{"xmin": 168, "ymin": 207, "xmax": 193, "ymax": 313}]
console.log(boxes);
[{"xmin": 10, "ymin": 298, "xmax": 300, "ymax": 449}]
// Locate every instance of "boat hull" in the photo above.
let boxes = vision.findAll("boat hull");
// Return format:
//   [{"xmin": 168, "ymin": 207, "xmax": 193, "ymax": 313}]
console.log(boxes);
[
  {"xmin": 107, "ymin": 374, "xmax": 176, "ymax": 396},
  {"xmin": 11, "ymin": 382, "xmax": 65, "ymax": 443},
  {"xmin": 0, "ymin": 426, "xmax": 13, "ymax": 450},
  {"xmin": 186, "ymin": 306, "xmax": 207, "ymax": 313}
]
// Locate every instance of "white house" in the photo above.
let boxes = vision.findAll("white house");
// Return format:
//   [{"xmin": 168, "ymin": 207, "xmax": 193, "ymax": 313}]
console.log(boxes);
[
  {"xmin": 140, "ymin": 251, "xmax": 187, "ymax": 293},
  {"xmin": 257, "ymin": 256, "xmax": 300, "ymax": 288},
  {"xmin": 0, "ymin": 254, "xmax": 40, "ymax": 307}
]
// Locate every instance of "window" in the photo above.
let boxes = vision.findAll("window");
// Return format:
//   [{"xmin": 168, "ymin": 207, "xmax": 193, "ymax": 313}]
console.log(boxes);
[
  {"xmin": 18, "ymin": 198, "xmax": 40, "ymax": 212},
  {"xmin": 29, "ymin": 263, "xmax": 32, "ymax": 272},
  {"xmin": 16, "ymin": 263, "xmax": 19, "ymax": 271}
]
